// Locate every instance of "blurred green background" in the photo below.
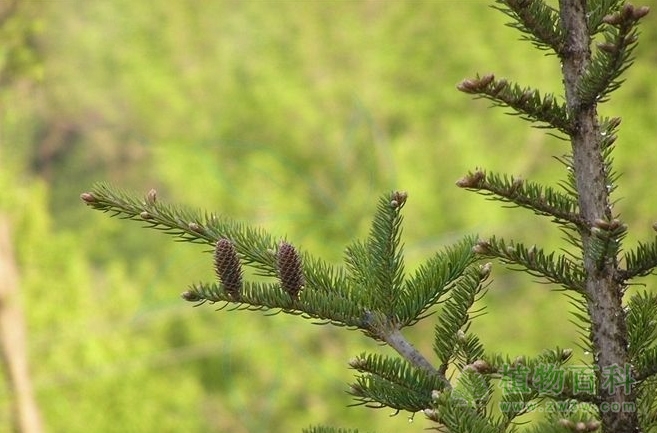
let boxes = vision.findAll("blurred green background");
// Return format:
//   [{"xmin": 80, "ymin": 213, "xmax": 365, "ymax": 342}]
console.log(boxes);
[{"xmin": 1, "ymin": 0, "xmax": 656, "ymax": 431}]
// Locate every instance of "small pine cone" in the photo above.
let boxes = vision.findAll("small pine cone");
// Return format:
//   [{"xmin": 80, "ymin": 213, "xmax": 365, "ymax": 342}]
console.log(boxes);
[
  {"xmin": 277, "ymin": 241, "xmax": 305, "ymax": 298},
  {"xmin": 214, "ymin": 239, "xmax": 242, "ymax": 299}
]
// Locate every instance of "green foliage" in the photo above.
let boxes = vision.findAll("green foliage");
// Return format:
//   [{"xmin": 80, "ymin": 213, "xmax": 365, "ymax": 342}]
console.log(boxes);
[
  {"xmin": 78, "ymin": 0, "xmax": 657, "ymax": 431},
  {"xmin": 2, "ymin": 0, "xmax": 657, "ymax": 431}
]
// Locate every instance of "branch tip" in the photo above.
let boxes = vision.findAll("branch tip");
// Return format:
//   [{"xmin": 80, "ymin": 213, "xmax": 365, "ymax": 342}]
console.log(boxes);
[{"xmin": 80, "ymin": 192, "xmax": 97, "ymax": 204}]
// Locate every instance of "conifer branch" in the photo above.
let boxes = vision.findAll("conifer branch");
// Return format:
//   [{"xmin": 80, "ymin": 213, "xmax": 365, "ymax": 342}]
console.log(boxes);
[
  {"xmin": 621, "ymin": 237, "xmax": 657, "ymax": 280},
  {"xmin": 398, "ymin": 235, "xmax": 479, "ymax": 328},
  {"xmin": 457, "ymin": 74, "xmax": 572, "ymax": 134},
  {"xmin": 473, "ymin": 237, "xmax": 585, "ymax": 291},
  {"xmin": 494, "ymin": 0, "xmax": 563, "ymax": 53},
  {"xmin": 625, "ymin": 291, "xmax": 657, "ymax": 362},
  {"xmin": 81, "ymin": 183, "xmax": 280, "ymax": 276},
  {"xmin": 433, "ymin": 264, "xmax": 490, "ymax": 372},
  {"xmin": 348, "ymin": 353, "xmax": 449, "ymax": 411},
  {"xmin": 456, "ymin": 169, "xmax": 584, "ymax": 227},
  {"xmin": 578, "ymin": 4, "xmax": 650, "ymax": 106}
]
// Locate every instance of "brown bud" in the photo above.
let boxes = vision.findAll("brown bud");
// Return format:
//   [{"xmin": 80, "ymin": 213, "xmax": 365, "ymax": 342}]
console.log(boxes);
[
  {"xmin": 622, "ymin": 3, "xmax": 636, "ymax": 18},
  {"xmin": 390, "ymin": 190, "xmax": 408, "ymax": 209},
  {"xmin": 456, "ymin": 170, "xmax": 485, "ymax": 188},
  {"xmin": 597, "ymin": 42, "xmax": 617, "ymax": 54},
  {"xmin": 561, "ymin": 348, "xmax": 573, "ymax": 361},
  {"xmin": 558, "ymin": 419, "xmax": 575, "ymax": 429},
  {"xmin": 593, "ymin": 218, "xmax": 611, "ymax": 230},
  {"xmin": 457, "ymin": 78, "xmax": 479, "ymax": 93},
  {"xmin": 277, "ymin": 241, "xmax": 305, "ymax": 298},
  {"xmin": 479, "ymin": 73, "xmax": 495, "ymax": 87},
  {"xmin": 510, "ymin": 177, "xmax": 524, "ymax": 194},
  {"xmin": 140, "ymin": 211, "xmax": 153, "ymax": 220},
  {"xmin": 146, "ymin": 188, "xmax": 157, "ymax": 206},
  {"xmin": 633, "ymin": 6, "xmax": 650, "ymax": 20},
  {"xmin": 479, "ymin": 262, "xmax": 492, "ymax": 280},
  {"xmin": 466, "ymin": 359, "xmax": 493, "ymax": 374},
  {"xmin": 80, "ymin": 192, "xmax": 97, "ymax": 204},
  {"xmin": 188, "ymin": 222, "xmax": 204, "ymax": 233},
  {"xmin": 575, "ymin": 422, "xmax": 587, "ymax": 432},
  {"xmin": 214, "ymin": 239, "xmax": 243, "ymax": 299},
  {"xmin": 472, "ymin": 239, "xmax": 491, "ymax": 255},
  {"xmin": 181, "ymin": 290, "xmax": 202, "ymax": 302},
  {"xmin": 490, "ymin": 78, "xmax": 508, "ymax": 96},
  {"xmin": 586, "ymin": 420, "xmax": 601, "ymax": 431},
  {"xmin": 602, "ymin": 13, "xmax": 622, "ymax": 26}
]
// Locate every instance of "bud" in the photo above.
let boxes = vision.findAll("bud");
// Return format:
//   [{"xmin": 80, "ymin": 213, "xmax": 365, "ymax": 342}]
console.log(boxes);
[
  {"xmin": 277, "ymin": 241, "xmax": 305, "ymax": 298},
  {"xmin": 560, "ymin": 348, "xmax": 573, "ymax": 361},
  {"xmin": 146, "ymin": 188, "xmax": 157, "ymax": 206},
  {"xmin": 558, "ymin": 419, "xmax": 574, "ymax": 429},
  {"xmin": 181, "ymin": 290, "xmax": 202, "ymax": 302},
  {"xmin": 597, "ymin": 42, "xmax": 617, "ymax": 54},
  {"xmin": 479, "ymin": 262, "xmax": 492, "ymax": 280},
  {"xmin": 490, "ymin": 78, "xmax": 508, "ymax": 96},
  {"xmin": 633, "ymin": 6, "xmax": 650, "ymax": 20},
  {"xmin": 80, "ymin": 192, "xmax": 97, "ymax": 204},
  {"xmin": 602, "ymin": 12, "xmax": 621, "ymax": 25},
  {"xmin": 188, "ymin": 222, "xmax": 204, "ymax": 233},
  {"xmin": 479, "ymin": 73, "xmax": 495, "ymax": 87},
  {"xmin": 140, "ymin": 211, "xmax": 153, "ymax": 220},
  {"xmin": 457, "ymin": 78, "xmax": 479, "ymax": 93},
  {"xmin": 390, "ymin": 190, "xmax": 408, "ymax": 209},
  {"xmin": 593, "ymin": 218, "xmax": 611, "ymax": 230},
  {"xmin": 472, "ymin": 239, "xmax": 491, "ymax": 255},
  {"xmin": 466, "ymin": 359, "xmax": 493, "ymax": 374},
  {"xmin": 214, "ymin": 239, "xmax": 243, "ymax": 299},
  {"xmin": 456, "ymin": 170, "xmax": 485, "ymax": 188},
  {"xmin": 586, "ymin": 420, "xmax": 601, "ymax": 431},
  {"xmin": 510, "ymin": 177, "xmax": 523, "ymax": 194}
]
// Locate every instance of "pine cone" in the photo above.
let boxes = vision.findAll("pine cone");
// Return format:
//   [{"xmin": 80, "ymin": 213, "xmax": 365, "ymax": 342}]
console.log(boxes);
[
  {"xmin": 277, "ymin": 241, "xmax": 305, "ymax": 298},
  {"xmin": 214, "ymin": 238, "xmax": 242, "ymax": 299}
]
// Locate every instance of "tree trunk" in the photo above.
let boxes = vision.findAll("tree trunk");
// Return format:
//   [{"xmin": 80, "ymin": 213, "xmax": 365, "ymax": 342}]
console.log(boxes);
[{"xmin": 0, "ymin": 216, "xmax": 43, "ymax": 433}]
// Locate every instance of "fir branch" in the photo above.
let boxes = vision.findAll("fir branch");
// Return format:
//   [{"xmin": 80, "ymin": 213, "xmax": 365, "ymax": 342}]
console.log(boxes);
[
  {"xmin": 636, "ymin": 377, "xmax": 657, "ymax": 432},
  {"xmin": 625, "ymin": 291, "xmax": 657, "ymax": 362},
  {"xmin": 81, "ymin": 183, "xmax": 280, "ymax": 277},
  {"xmin": 565, "ymin": 291, "xmax": 594, "ymax": 355},
  {"xmin": 586, "ymin": 217, "xmax": 627, "ymax": 271},
  {"xmin": 587, "ymin": 0, "xmax": 625, "ymax": 35},
  {"xmin": 473, "ymin": 237, "xmax": 585, "ymax": 291},
  {"xmin": 433, "ymin": 264, "xmax": 490, "ymax": 372},
  {"xmin": 578, "ymin": 4, "xmax": 650, "ymax": 106},
  {"xmin": 621, "ymin": 237, "xmax": 657, "ymax": 280},
  {"xmin": 348, "ymin": 353, "xmax": 448, "ymax": 411},
  {"xmin": 425, "ymin": 389, "xmax": 499, "ymax": 433},
  {"xmin": 184, "ymin": 280, "xmax": 367, "ymax": 329},
  {"xmin": 634, "ymin": 347, "xmax": 657, "ymax": 383},
  {"xmin": 494, "ymin": 0, "xmax": 563, "ymax": 53},
  {"xmin": 452, "ymin": 368, "xmax": 494, "ymax": 415},
  {"xmin": 457, "ymin": 74, "xmax": 572, "ymax": 134},
  {"xmin": 456, "ymin": 169, "xmax": 584, "ymax": 228},
  {"xmin": 398, "ymin": 235, "xmax": 478, "ymax": 327},
  {"xmin": 365, "ymin": 191, "xmax": 407, "ymax": 317}
]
